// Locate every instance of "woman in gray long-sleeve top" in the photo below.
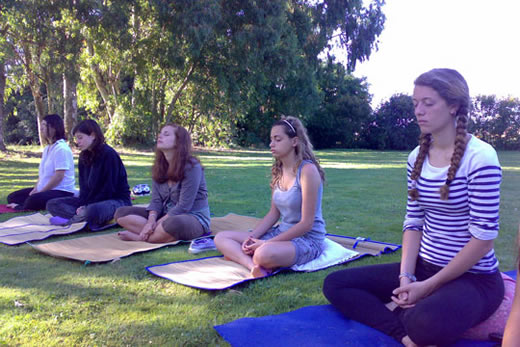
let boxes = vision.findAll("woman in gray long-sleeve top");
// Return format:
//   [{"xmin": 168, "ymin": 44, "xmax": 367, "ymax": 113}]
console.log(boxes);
[{"xmin": 115, "ymin": 124, "xmax": 210, "ymax": 243}]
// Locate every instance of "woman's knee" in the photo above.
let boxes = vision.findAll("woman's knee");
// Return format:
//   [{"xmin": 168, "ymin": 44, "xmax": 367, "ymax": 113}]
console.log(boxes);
[
  {"xmin": 214, "ymin": 232, "xmax": 227, "ymax": 246},
  {"xmin": 161, "ymin": 215, "xmax": 203, "ymax": 241},
  {"xmin": 252, "ymin": 245, "xmax": 282, "ymax": 267},
  {"xmin": 323, "ymin": 270, "xmax": 353, "ymax": 299},
  {"xmin": 23, "ymin": 196, "xmax": 41, "ymax": 210},
  {"xmin": 114, "ymin": 206, "xmax": 133, "ymax": 221},
  {"xmin": 402, "ymin": 308, "xmax": 450, "ymax": 345},
  {"xmin": 215, "ymin": 231, "xmax": 238, "ymax": 242},
  {"xmin": 45, "ymin": 198, "xmax": 60, "ymax": 212}
]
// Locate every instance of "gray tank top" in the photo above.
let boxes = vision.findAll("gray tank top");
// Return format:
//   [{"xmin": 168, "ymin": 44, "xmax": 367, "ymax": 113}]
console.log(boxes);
[{"xmin": 273, "ymin": 160, "xmax": 326, "ymax": 242}]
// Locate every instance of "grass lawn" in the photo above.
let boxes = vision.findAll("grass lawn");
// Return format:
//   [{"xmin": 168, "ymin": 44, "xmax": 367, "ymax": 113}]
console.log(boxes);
[{"xmin": 0, "ymin": 146, "xmax": 518, "ymax": 346}]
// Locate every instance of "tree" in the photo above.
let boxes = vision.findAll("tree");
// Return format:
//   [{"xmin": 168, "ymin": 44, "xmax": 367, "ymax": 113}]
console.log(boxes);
[
  {"xmin": 307, "ymin": 59, "xmax": 372, "ymax": 148},
  {"xmin": 226, "ymin": 1, "xmax": 385, "ymax": 148},
  {"xmin": 470, "ymin": 95, "xmax": 520, "ymax": 150},
  {"xmin": 1, "ymin": 0, "xmax": 387, "ymax": 148},
  {"xmin": 363, "ymin": 94, "xmax": 419, "ymax": 150},
  {"xmin": 0, "ymin": 61, "xmax": 6, "ymax": 151},
  {"xmin": 313, "ymin": 0, "xmax": 386, "ymax": 72}
]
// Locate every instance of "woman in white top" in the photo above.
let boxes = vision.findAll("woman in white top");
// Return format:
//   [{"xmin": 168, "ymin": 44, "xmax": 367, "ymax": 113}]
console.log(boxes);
[{"xmin": 6, "ymin": 114, "xmax": 76, "ymax": 211}]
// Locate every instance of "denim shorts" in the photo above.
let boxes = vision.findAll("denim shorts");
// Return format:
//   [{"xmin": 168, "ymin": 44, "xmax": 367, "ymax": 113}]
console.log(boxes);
[{"xmin": 260, "ymin": 226, "xmax": 325, "ymax": 266}]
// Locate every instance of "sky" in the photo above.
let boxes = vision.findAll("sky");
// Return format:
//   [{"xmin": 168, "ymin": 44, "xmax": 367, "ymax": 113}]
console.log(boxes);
[{"xmin": 335, "ymin": 0, "xmax": 520, "ymax": 107}]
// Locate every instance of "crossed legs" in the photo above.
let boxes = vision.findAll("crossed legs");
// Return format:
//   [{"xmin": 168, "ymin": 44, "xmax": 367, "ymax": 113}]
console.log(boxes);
[
  {"xmin": 214, "ymin": 230, "xmax": 296, "ymax": 277},
  {"xmin": 115, "ymin": 206, "xmax": 204, "ymax": 243}
]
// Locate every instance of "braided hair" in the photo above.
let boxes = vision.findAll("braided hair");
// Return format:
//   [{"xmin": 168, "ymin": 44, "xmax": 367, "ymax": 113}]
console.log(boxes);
[
  {"xmin": 270, "ymin": 116, "xmax": 325, "ymax": 190},
  {"xmin": 408, "ymin": 69, "xmax": 470, "ymax": 201}
]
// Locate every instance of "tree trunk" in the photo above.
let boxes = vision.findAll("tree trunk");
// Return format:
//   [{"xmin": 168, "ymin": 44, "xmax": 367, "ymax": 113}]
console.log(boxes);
[
  {"xmin": 21, "ymin": 43, "xmax": 46, "ymax": 145},
  {"xmin": 165, "ymin": 60, "xmax": 197, "ymax": 122},
  {"xmin": 44, "ymin": 66, "xmax": 56, "ymax": 114},
  {"xmin": 63, "ymin": 71, "xmax": 78, "ymax": 141},
  {"xmin": 158, "ymin": 77, "xmax": 167, "ymax": 128},
  {"xmin": 131, "ymin": 5, "xmax": 140, "ymax": 109},
  {"xmin": 86, "ymin": 40, "xmax": 115, "ymax": 120},
  {"xmin": 0, "ymin": 61, "xmax": 7, "ymax": 151}
]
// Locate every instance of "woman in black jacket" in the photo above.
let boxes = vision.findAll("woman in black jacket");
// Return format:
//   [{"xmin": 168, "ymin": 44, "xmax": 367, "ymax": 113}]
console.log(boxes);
[{"xmin": 47, "ymin": 119, "xmax": 131, "ymax": 229}]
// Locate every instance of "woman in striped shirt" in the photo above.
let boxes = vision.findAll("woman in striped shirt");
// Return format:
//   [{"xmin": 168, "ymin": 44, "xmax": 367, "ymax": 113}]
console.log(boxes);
[{"xmin": 323, "ymin": 69, "xmax": 504, "ymax": 346}]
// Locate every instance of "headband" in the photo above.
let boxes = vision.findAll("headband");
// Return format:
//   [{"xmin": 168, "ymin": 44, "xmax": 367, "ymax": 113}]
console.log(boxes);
[{"xmin": 282, "ymin": 119, "xmax": 296, "ymax": 135}]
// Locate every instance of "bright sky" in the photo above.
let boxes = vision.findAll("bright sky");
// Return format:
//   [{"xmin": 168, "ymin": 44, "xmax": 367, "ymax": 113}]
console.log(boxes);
[{"xmin": 341, "ymin": 0, "xmax": 520, "ymax": 107}]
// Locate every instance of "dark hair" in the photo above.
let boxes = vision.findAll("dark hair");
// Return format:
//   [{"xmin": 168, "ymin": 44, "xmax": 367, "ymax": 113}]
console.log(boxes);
[
  {"xmin": 270, "ymin": 116, "xmax": 325, "ymax": 189},
  {"xmin": 151, "ymin": 124, "xmax": 200, "ymax": 183},
  {"xmin": 73, "ymin": 119, "xmax": 106, "ymax": 166},
  {"xmin": 43, "ymin": 114, "xmax": 66, "ymax": 144},
  {"xmin": 408, "ymin": 68, "xmax": 470, "ymax": 201}
]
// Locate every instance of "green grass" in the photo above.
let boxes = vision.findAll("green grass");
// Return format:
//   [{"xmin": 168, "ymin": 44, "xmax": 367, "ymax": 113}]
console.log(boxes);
[{"xmin": 0, "ymin": 146, "xmax": 518, "ymax": 346}]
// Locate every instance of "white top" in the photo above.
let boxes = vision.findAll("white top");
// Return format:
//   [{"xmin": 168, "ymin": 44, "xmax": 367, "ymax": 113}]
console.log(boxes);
[
  {"xmin": 37, "ymin": 139, "xmax": 76, "ymax": 193},
  {"xmin": 403, "ymin": 135, "xmax": 501, "ymax": 273}
]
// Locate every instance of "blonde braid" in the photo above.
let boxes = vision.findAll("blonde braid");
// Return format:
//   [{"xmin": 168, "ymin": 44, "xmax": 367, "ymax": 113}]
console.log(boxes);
[
  {"xmin": 439, "ymin": 114, "xmax": 468, "ymax": 200},
  {"xmin": 408, "ymin": 133, "xmax": 432, "ymax": 201}
]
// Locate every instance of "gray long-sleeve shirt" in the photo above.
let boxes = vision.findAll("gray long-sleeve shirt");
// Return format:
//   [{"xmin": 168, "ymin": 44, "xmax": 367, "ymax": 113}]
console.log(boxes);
[{"xmin": 147, "ymin": 162, "xmax": 209, "ymax": 218}]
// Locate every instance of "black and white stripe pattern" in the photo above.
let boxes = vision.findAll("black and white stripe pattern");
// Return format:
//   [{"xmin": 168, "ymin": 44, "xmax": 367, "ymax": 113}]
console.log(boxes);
[{"xmin": 403, "ymin": 136, "xmax": 501, "ymax": 273}]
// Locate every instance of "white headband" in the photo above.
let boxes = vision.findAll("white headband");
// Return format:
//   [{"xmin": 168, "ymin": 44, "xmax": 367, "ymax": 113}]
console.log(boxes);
[{"xmin": 282, "ymin": 119, "xmax": 296, "ymax": 134}]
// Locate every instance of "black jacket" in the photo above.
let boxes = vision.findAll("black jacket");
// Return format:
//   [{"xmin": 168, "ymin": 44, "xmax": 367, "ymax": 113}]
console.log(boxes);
[{"xmin": 78, "ymin": 144, "xmax": 131, "ymax": 205}]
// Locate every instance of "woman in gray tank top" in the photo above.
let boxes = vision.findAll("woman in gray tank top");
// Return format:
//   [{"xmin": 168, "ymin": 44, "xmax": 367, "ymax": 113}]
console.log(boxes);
[{"xmin": 215, "ymin": 116, "xmax": 326, "ymax": 277}]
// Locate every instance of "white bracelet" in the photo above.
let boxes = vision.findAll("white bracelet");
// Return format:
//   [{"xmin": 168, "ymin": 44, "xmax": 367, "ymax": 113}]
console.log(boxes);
[{"xmin": 399, "ymin": 272, "xmax": 417, "ymax": 282}]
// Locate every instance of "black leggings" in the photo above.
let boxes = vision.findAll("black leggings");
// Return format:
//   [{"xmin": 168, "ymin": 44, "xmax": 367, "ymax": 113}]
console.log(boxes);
[
  {"xmin": 7, "ymin": 187, "xmax": 73, "ymax": 211},
  {"xmin": 323, "ymin": 258, "xmax": 504, "ymax": 345}
]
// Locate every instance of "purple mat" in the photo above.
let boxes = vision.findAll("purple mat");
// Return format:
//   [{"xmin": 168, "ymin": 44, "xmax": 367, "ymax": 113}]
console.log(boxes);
[{"xmin": 0, "ymin": 204, "xmax": 29, "ymax": 214}]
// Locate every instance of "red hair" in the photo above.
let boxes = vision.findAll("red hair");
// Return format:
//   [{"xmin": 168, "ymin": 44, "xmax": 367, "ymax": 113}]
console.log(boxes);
[{"xmin": 151, "ymin": 124, "xmax": 200, "ymax": 183}]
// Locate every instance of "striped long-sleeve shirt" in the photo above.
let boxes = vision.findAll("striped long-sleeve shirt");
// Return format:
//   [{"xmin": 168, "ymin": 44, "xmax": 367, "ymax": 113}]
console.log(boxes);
[{"xmin": 403, "ymin": 135, "xmax": 501, "ymax": 273}]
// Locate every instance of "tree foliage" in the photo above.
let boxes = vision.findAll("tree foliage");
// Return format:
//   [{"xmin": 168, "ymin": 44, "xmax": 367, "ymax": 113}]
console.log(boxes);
[
  {"xmin": 470, "ymin": 95, "xmax": 520, "ymax": 150},
  {"xmin": 1, "ymin": 0, "xmax": 387, "ymax": 149},
  {"xmin": 307, "ymin": 59, "xmax": 372, "ymax": 148},
  {"xmin": 363, "ymin": 94, "xmax": 419, "ymax": 150},
  {"xmin": 363, "ymin": 93, "xmax": 520, "ymax": 151}
]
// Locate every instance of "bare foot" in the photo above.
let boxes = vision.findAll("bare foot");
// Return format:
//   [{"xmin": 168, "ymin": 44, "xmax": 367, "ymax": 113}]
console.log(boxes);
[
  {"xmin": 6, "ymin": 203, "xmax": 18, "ymax": 209},
  {"xmin": 117, "ymin": 231, "xmax": 141, "ymax": 241},
  {"xmin": 401, "ymin": 335, "xmax": 418, "ymax": 347},
  {"xmin": 251, "ymin": 265, "xmax": 271, "ymax": 278}
]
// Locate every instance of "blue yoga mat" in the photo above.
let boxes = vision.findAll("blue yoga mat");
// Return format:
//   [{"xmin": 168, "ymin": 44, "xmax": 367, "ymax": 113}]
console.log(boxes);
[
  {"xmin": 214, "ymin": 270, "xmax": 517, "ymax": 347},
  {"xmin": 215, "ymin": 305, "xmax": 496, "ymax": 347}
]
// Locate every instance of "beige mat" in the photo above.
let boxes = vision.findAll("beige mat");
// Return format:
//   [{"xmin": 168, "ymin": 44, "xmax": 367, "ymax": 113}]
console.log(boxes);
[
  {"xmin": 149, "ymin": 257, "xmax": 253, "ymax": 290},
  {"xmin": 209, "ymin": 213, "xmax": 260, "ymax": 233},
  {"xmin": 32, "ymin": 232, "xmax": 182, "ymax": 262},
  {"xmin": 0, "ymin": 213, "xmax": 87, "ymax": 246},
  {"xmin": 147, "ymin": 235, "xmax": 401, "ymax": 290},
  {"xmin": 31, "ymin": 213, "xmax": 261, "ymax": 262}
]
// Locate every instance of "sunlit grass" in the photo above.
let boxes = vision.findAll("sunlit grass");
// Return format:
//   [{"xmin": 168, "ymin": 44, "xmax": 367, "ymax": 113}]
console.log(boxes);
[{"xmin": 0, "ymin": 145, "xmax": 518, "ymax": 345}]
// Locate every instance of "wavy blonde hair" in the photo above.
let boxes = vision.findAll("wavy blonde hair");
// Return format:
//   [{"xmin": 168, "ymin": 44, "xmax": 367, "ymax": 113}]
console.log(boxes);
[
  {"xmin": 408, "ymin": 68, "xmax": 470, "ymax": 201},
  {"xmin": 270, "ymin": 116, "xmax": 325, "ymax": 189}
]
